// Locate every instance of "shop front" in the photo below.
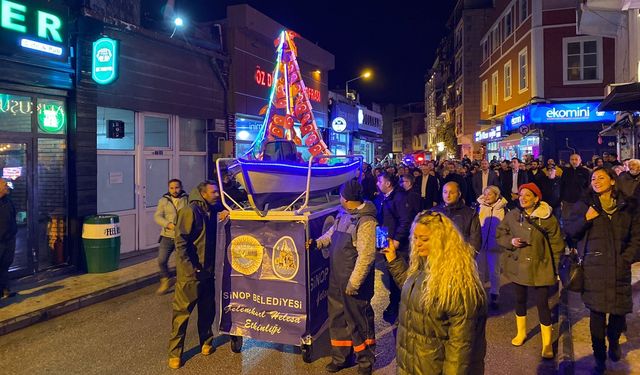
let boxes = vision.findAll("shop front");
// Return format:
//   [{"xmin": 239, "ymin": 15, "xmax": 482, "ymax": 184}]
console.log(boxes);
[
  {"xmin": 0, "ymin": 0, "xmax": 73, "ymax": 277},
  {"xmin": 328, "ymin": 101, "xmax": 358, "ymax": 156},
  {"xmin": 77, "ymin": 12, "xmax": 226, "ymax": 255},
  {"xmin": 475, "ymin": 125, "xmax": 504, "ymax": 161},
  {"xmin": 502, "ymin": 101, "xmax": 616, "ymax": 162},
  {"xmin": 226, "ymin": 5, "xmax": 333, "ymax": 159},
  {"xmin": 353, "ymin": 106, "xmax": 383, "ymax": 163}
]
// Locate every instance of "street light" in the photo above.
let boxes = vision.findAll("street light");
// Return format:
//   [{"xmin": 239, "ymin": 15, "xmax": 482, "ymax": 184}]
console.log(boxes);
[{"xmin": 345, "ymin": 70, "xmax": 372, "ymax": 100}]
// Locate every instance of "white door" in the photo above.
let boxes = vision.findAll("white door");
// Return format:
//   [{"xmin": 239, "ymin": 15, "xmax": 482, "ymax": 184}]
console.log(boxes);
[{"xmin": 138, "ymin": 113, "xmax": 176, "ymax": 250}]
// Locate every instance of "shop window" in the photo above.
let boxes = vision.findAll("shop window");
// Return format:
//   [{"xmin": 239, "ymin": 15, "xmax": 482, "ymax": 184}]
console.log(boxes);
[
  {"xmin": 145, "ymin": 159, "xmax": 169, "ymax": 207},
  {"xmin": 180, "ymin": 155, "xmax": 206, "ymax": 192},
  {"xmin": 144, "ymin": 116, "xmax": 170, "ymax": 148},
  {"xmin": 563, "ymin": 37, "xmax": 602, "ymax": 84},
  {"xmin": 37, "ymin": 98, "xmax": 66, "ymax": 135},
  {"xmin": 37, "ymin": 138, "xmax": 67, "ymax": 267},
  {"xmin": 97, "ymin": 107, "xmax": 135, "ymax": 150},
  {"xmin": 97, "ymin": 154, "xmax": 135, "ymax": 212},
  {"xmin": 179, "ymin": 118, "xmax": 206, "ymax": 152},
  {"xmin": 0, "ymin": 93, "xmax": 33, "ymax": 132}
]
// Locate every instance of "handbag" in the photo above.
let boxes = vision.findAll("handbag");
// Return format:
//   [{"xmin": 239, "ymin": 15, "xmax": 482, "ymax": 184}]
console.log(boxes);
[{"xmin": 560, "ymin": 250, "xmax": 584, "ymax": 293}]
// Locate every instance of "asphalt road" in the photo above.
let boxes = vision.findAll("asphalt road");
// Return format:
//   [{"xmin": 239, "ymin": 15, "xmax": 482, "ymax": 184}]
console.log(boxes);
[{"xmin": 0, "ymin": 256, "xmax": 558, "ymax": 374}]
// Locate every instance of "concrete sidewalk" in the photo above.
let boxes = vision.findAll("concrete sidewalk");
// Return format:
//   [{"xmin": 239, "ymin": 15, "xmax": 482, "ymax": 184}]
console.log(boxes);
[
  {"xmin": 0, "ymin": 255, "xmax": 165, "ymax": 336},
  {"xmin": 565, "ymin": 263, "xmax": 640, "ymax": 375}
]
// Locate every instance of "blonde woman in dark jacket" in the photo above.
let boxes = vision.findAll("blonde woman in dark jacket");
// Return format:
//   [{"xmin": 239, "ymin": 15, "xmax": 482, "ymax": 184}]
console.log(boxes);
[
  {"xmin": 496, "ymin": 183, "xmax": 565, "ymax": 359},
  {"xmin": 383, "ymin": 210, "xmax": 487, "ymax": 374},
  {"xmin": 564, "ymin": 167, "xmax": 640, "ymax": 374}
]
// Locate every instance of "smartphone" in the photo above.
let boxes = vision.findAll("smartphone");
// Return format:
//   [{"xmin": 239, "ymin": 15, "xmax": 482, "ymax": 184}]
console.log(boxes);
[{"xmin": 376, "ymin": 226, "xmax": 389, "ymax": 249}]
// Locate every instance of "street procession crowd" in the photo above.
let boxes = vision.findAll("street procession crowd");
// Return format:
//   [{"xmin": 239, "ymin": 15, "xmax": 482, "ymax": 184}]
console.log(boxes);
[{"xmin": 140, "ymin": 150, "xmax": 640, "ymax": 374}]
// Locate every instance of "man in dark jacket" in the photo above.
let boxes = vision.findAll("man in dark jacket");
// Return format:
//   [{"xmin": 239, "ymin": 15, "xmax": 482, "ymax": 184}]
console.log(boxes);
[
  {"xmin": 501, "ymin": 158, "xmax": 528, "ymax": 209},
  {"xmin": 0, "ymin": 179, "xmax": 17, "ymax": 299},
  {"xmin": 314, "ymin": 180, "xmax": 377, "ymax": 375},
  {"xmin": 432, "ymin": 181, "xmax": 482, "ymax": 253},
  {"xmin": 472, "ymin": 159, "xmax": 500, "ymax": 200},
  {"xmin": 168, "ymin": 181, "xmax": 228, "ymax": 369},
  {"xmin": 539, "ymin": 167, "xmax": 561, "ymax": 219},
  {"xmin": 375, "ymin": 172, "xmax": 412, "ymax": 321},
  {"xmin": 617, "ymin": 159, "xmax": 640, "ymax": 198},
  {"xmin": 560, "ymin": 154, "xmax": 591, "ymax": 229},
  {"xmin": 360, "ymin": 163, "xmax": 378, "ymax": 202},
  {"xmin": 399, "ymin": 174, "xmax": 423, "ymax": 221},
  {"xmin": 415, "ymin": 161, "xmax": 439, "ymax": 209},
  {"xmin": 527, "ymin": 159, "xmax": 546, "ymax": 186}
]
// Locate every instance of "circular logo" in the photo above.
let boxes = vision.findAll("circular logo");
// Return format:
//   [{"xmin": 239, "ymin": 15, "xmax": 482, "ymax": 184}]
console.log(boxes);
[
  {"xmin": 331, "ymin": 117, "xmax": 347, "ymax": 132},
  {"xmin": 518, "ymin": 125, "xmax": 529, "ymax": 135},
  {"xmin": 230, "ymin": 235, "xmax": 264, "ymax": 275},
  {"xmin": 272, "ymin": 236, "xmax": 300, "ymax": 280}
]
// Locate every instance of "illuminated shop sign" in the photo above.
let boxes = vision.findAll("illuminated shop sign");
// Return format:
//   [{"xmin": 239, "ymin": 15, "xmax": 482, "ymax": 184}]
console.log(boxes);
[
  {"xmin": 357, "ymin": 107, "xmax": 383, "ymax": 135},
  {"xmin": 0, "ymin": 94, "xmax": 65, "ymax": 132},
  {"xmin": 92, "ymin": 37, "xmax": 118, "ymax": 85},
  {"xmin": 503, "ymin": 101, "xmax": 616, "ymax": 132},
  {"xmin": 0, "ymin": 0, "xmax": 68, "ymax": 59},
  {"xmin": 254, "ymin": 66, "xmax": 321, "ymax": 103},
  {"xmin": 331, "ymin": 117, "xmax": 347, "ymax": 132},
  {"xmin": 475, "ymin": 125, "xmax": 502, "ymax": 142}
]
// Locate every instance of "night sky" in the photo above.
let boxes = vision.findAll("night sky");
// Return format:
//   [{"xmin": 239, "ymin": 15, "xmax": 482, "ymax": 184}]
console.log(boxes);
[{"xmin": 174, "ymin": 0, "xmax": 455, "ymax": 105}]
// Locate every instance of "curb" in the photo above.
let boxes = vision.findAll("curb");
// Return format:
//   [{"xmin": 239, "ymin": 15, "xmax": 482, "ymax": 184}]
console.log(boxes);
[
  {"xmin": 0, "ymin": 272, "xmax": 161, "ymax": 336},
  {"xmin": 557, "ymin": 287, "xmax": 575, "ymax": 374}
]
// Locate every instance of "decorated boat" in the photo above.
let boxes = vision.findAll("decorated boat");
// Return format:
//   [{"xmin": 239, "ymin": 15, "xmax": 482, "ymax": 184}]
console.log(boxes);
[{"xmin": 218, "ymin": 30, "xmax": 361, "ymax": 214}]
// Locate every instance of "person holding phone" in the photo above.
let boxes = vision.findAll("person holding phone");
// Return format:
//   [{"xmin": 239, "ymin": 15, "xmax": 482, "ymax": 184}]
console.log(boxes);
[
  {"xmin": 311, "ymin": 180, "xmax": 377, "ymax": 375},
  {"xmin": 382, "ymin": 210, "xmax": 487, "ymax": 374},
  {"xmin": 496, "ymin": 183, "xmax": 565, "ymax": 359}
]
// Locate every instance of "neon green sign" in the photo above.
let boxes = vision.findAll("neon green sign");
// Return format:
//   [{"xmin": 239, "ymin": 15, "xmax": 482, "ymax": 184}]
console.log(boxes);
[
  {"xmin": 92, "ymin": 37, "xmax": 118, "ymax": 85},
  {"xmin": 1, "ymin": 0, "xmax": 63, "ymax": 42},
  {"xmin": 37, "ymin": 101, "xmax": 65, "ymax": 132}
]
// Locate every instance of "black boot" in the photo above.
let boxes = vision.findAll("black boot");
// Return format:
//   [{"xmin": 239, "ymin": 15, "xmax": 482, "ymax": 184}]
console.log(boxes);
[
  {"xmin": 325, "ymin": 361, "xmax": 348, "ymax": 373},
  {"xmin": 592, "ymin": 338, "xmax": 607, "ymax": 375},
  {"xmin": 607, "ymin": 336, "xmax": 621, "ymax": 362}
]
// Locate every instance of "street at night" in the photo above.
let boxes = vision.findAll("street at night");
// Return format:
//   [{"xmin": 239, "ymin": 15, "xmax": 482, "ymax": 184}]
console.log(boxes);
[{"xmin": 3, "ymin": 1, "xmax": 640, "ymax": 374}]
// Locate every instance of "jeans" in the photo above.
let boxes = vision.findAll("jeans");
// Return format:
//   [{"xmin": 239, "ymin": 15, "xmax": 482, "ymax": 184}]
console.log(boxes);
[
  {"xmin": 477, "ymin": 249, "xmax": 500, "ymax": 295},
  {"xmin": 158, "ymin": 236, "xmax": 175, "ymax": 278}
]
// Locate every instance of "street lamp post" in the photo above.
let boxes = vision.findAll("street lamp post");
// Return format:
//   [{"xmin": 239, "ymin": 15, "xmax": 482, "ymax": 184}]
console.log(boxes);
[{"xmin": 345, "ymin": 70, "xmax": 372, "ymax": 100}]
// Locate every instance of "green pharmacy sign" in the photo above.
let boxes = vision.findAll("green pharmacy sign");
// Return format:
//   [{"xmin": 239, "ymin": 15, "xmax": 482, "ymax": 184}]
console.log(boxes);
[
  {"xmin": 37, "ymin": 101, "xmax": 65, "ymax": 133},
  {"xmin": 92, "ymin": 37, "xmax": 118, "ymax": 85}
]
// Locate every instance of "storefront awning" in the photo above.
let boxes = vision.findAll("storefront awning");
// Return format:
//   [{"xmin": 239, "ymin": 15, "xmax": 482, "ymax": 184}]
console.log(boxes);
[
  {"xmin": 599, "ymin": 82, "xmax": 640, "ymax": 112},
  {"xmin": 599, "ymin": 115, "xmax": 632, "ymax": 137},
  {"xmin": 498, "ymin": 133, "xmax": 523, "ymax": 147}
]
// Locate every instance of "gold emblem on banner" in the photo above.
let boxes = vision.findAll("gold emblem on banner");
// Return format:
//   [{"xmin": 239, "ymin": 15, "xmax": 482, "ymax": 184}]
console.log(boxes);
[
  {"xmin": 272, "ymin": 236, "xmax": 299, "ymax": 280},
  {"xmin": 230, "ymin": 235, "xmax": 264, "ymax": 275}
]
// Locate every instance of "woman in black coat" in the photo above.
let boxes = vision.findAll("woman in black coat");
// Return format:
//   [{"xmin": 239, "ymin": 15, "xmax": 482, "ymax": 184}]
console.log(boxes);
[{"xmin": 564, "ymin": 167, "xmax": 640, "ymax": 374}]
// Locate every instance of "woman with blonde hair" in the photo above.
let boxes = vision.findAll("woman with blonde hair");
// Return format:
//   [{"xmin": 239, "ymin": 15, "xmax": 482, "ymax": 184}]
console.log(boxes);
[{"xmin": 383, "ymin": 210, "xmax": 487, "ymax": 374}]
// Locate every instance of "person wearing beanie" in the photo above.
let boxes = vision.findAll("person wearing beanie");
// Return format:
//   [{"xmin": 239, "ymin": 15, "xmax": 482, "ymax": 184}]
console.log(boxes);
[
  {"xmin": 311, "ymin": 180, "xmax": 378, "ymax": 375},
  {"xmin": 496, "ymin": 182, "xmax": 565, "ymax": 359}
]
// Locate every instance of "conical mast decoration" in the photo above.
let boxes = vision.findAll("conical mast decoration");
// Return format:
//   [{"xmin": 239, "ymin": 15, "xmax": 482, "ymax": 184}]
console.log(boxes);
[{"xmin": 247, "ymin": 30, "xmax": 330, "ymax": 160}]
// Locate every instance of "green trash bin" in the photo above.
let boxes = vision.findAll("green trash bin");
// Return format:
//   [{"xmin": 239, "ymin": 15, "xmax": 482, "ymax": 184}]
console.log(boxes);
[{"xmin": 82, "ymin": 215, "xmax": 121, "ymax": 273}]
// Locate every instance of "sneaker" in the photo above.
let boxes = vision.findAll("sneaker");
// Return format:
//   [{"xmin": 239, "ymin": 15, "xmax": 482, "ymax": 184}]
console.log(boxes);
[
  {"xmin": 156, "ymin": 277, "xmax": 172, "ymax": 295},
  {"xmin": 325, "ymin": 361, "xmax": 348, "ymax": 373},
  {"xmin": 201, "ymin": 344, "xmax": 214, "ymax": 356},
  {"xmin": 168, "ymin": 357, "xmax": 181, "ymax": 369}
]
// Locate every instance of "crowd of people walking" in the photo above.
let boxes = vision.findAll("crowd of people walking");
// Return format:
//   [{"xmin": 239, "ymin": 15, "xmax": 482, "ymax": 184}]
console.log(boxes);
[{"xmin": 146, "ymin": 150, "xmax": 640, "ymax": 374}]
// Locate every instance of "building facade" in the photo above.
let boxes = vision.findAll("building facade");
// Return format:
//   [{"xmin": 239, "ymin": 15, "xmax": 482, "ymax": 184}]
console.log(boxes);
[
  {"xmin": 479, "ymin": 0, "xmax": 617, "ymax": 162},
  {"xmin": 0, "ymin": 0, "xmax": 227, "ymax": 280},
  {"xmin": 224, "ymin": 5, "xmax": 334, "ymax": 160}
]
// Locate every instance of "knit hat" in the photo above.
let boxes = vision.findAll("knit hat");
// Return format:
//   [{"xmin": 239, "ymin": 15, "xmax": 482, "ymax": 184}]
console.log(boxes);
[
  {"xmin": 340, "ymin": 180, "xmax": 363, "ymax": 202},
  {"xmin": 518, "ymin": 183, "xmax": 542, "ymax": 199}
]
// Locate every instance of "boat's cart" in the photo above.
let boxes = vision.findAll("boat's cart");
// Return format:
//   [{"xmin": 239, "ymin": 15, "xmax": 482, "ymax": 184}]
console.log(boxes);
[{"xmin": 214, "ymin": 200, "xmax": 338, "ymax": 363}]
